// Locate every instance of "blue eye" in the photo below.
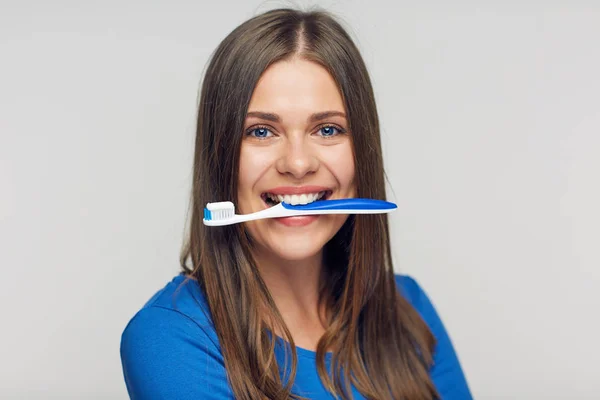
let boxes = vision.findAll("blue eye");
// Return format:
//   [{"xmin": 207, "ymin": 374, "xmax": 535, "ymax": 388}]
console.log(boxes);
[
  {"xmin": 318, "ymin": 125, "xmax": 343, "ymax": 137},
  {"xmin": 248, "ymin": 127, "xmax": 272, "ymax": 139}
]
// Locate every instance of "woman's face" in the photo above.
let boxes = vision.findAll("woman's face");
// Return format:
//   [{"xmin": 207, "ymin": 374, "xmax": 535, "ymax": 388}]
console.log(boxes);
[{"xmin": 237, "ymin": 58, "xmax": 355, "ymax": 262}]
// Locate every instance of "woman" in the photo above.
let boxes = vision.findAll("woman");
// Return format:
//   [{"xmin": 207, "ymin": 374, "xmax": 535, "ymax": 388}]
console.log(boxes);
[{"xmin": 120, "ymin": 8, "xmax": 472, "ymax": 400}]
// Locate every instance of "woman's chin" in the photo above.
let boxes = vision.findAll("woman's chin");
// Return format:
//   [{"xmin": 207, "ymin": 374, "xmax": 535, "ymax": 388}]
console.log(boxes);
[
  {"xmin": 244, "ymin": 214, "xmax": 348, "ymax": 262},
  {"xmin": 261, "ymin": 235, "xmax": 326, "ymax": 262}
]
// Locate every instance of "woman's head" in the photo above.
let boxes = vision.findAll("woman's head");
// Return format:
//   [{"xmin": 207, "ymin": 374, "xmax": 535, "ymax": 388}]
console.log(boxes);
[
  {"xmin": 194, "ymin": 8, "xmax": 385, "ymax": 262},
  {"xmin": 182, "ymin": 8, "xmax": 437, "ymax": 400}
]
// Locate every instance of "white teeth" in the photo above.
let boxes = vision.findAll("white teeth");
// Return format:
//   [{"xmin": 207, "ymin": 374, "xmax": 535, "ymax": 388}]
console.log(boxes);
[{"xmin": 267, "ymin": 191, "xmax": 327, "ymax": 205}]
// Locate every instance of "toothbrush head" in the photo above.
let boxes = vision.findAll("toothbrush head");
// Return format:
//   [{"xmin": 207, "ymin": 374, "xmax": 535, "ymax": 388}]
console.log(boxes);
[{"xmin": 204, "ymin": 201, "xmax": 235, "ymax": 222}]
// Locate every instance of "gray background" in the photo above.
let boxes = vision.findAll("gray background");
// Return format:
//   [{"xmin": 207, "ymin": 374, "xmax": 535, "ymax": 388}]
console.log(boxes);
[{"xmin": 1, "ymin": 0, "xmax": 599, "ymax": 398}]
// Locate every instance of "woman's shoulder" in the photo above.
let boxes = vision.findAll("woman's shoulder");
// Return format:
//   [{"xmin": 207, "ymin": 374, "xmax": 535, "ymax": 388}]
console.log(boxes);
[
  {"xmin": 393, "ymin": 274, "xmax": 446, "ymax": 345},
  {"xmin": 120, "ymin": 273, "xmax": 220, "ymax": 355},
  {"xmin": 394, "ymin": 274, "xmax": 428, "ymax": 308},
  {"xmin": 394, "ymin": 273, "xmax": 473, "ymax": 398},
  {"xmin": 120, "ymin": 274, "xmax": 232, "ymax": 398},
  {"xmin": 126, "ymin": 273, "xmax": 214, "ymax": 331}
]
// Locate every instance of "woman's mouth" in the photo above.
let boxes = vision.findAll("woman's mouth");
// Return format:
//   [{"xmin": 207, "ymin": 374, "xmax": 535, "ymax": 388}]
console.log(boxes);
[{"xmin": 260, "ymin": 190, "xmax": 332, "ymax": 207}]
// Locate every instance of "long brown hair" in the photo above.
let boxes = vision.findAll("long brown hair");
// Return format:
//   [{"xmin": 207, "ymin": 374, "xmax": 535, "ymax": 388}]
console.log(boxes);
[{"xmin": 180, "ymin": 8, "xmax": 438, "ymax": 400}]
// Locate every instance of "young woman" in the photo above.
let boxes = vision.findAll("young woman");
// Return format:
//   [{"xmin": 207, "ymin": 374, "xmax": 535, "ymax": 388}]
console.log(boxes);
[{"xmin": 121, "ymin": 8, "xmax": 472, "ymax": 400}]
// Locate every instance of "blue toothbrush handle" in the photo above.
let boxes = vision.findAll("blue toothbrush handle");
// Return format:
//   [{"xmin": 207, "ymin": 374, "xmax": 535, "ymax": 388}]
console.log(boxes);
[{"xmin": 281, "ymin": 198, "xmax": 397, "ymax": 211}]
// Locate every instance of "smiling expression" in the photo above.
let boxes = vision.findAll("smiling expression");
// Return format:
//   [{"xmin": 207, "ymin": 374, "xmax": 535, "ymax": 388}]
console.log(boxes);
[{"xmin": 237, "ymin": 58, "xmax": 356, "ymax": 261}]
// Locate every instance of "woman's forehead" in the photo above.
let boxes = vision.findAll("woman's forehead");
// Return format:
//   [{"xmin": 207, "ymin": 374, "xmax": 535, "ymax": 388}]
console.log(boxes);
[{"xmin": 247, "ymin": 58, "xmax": 345, "ymax": 117}]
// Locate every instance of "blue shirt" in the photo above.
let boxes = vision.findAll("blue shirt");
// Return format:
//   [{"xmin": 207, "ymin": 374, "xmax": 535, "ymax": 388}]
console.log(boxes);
[{"xmin": 120, "ymin": 274, "xmax": 472, "ymax": 399}]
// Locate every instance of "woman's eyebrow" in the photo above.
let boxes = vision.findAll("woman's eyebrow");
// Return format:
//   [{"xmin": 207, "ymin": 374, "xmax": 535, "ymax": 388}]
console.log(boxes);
[
  {"xmin": 245, "ymin": 110, "xmax": 347, "ymax": 123},
  {"xmin": 309, "ymin": 111, "xmax": 346, "ymax": 122},
  {"xmin": 246, "ymin": 111, "xmax": 279, "ymax": 122}
]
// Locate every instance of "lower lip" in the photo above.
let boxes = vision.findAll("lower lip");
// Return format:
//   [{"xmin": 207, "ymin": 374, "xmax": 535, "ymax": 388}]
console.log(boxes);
[{"xmin": 274, "ymin": 215, "xmax": 319, "ymax": 227}]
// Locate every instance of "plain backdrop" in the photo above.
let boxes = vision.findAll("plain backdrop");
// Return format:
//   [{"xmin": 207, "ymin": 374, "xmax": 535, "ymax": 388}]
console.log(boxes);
[{"xmin": 1, "ymin": 0, "xmax": 599, "ymax": 398}]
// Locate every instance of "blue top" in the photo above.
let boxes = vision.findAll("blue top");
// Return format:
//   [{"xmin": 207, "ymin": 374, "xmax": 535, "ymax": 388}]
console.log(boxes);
[{"xmin": 120, "ymin": 274, "xmax": 472, "ymax": 399}]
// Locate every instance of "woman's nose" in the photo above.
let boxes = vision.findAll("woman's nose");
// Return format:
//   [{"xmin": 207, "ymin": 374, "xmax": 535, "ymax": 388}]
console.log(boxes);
[{"xmin": 275, "ymin": 135, "xmax": 319, "ymax": 179}]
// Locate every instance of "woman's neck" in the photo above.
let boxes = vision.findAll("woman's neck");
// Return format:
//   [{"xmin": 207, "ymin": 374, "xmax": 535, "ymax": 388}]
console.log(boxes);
[{"xmin": 253, "ymin": 248, "xmax": 329, "ymax": 349}]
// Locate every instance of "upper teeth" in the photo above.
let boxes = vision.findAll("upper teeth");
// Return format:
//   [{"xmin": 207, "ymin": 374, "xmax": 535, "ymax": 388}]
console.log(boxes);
[{"xmin": 266, "ymin": 191, "xmax": 325, "ymax": 205}]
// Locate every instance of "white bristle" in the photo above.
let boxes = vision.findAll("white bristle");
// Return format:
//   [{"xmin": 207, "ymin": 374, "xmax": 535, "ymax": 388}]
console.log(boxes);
[
  {"xmin": 206, "ymin": 201, "xmax": 235, "ymax": 220},
  {"xmin": 207, "ymin": 201, "xmax": 234, "ymax": 211}
]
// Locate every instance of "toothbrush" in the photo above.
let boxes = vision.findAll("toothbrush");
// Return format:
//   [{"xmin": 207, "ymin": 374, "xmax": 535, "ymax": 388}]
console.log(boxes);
[{"xmin": 203, "ymin": 198, "xmax": 397, "ymax": 226}]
